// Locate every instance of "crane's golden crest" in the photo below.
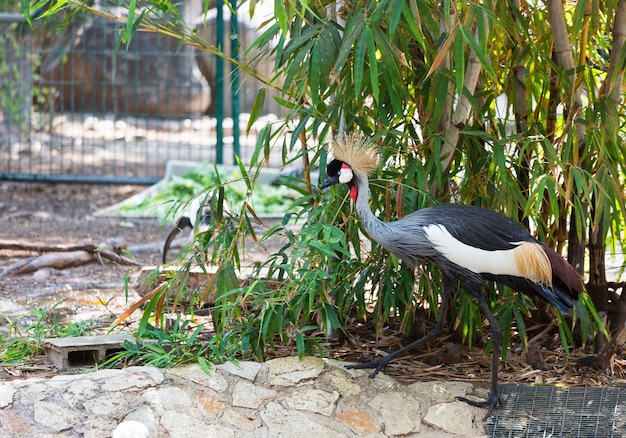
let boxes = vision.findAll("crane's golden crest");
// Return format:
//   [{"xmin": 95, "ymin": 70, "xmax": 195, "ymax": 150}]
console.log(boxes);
[{"xmin": 329, "ymin": 133, "xmax": 380, "ymax": 176}]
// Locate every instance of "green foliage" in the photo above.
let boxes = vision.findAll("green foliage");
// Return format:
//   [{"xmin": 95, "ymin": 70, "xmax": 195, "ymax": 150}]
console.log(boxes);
[
  {"xmin": 118, "ymin": 164, "xmax": 299, "ymax": 221},
  {"xmin": 102, "ymin": 315, "xmax": 233, "ymax": 369}
]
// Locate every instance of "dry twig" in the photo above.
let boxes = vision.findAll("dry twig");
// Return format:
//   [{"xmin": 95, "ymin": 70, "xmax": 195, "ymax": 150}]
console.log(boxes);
[{"xmin": 0, "ymin": 237, "xmax": 141, "ymax": 277}]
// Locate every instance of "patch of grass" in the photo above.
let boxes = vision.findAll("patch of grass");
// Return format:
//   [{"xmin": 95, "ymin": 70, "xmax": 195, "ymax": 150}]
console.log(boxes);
[
  {"xmin": 0, "ymin": 302, "xmax": 98, "ymax": 364},
  {"xmin": 102, "ymin": 314, "xmax": 231, "ymax": 373}
]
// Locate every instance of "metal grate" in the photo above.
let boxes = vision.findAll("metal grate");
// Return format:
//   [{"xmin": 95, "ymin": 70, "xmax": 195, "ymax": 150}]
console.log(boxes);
[{"xmin": 488, "ymin": 384, "xmax": 626, "ymax": 438}]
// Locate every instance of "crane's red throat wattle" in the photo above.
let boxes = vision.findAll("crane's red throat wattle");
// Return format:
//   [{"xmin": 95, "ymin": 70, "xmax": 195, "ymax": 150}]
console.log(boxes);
[{"xmin": 350, "ymin": 185, "xmax": 358, "ymax": 201}]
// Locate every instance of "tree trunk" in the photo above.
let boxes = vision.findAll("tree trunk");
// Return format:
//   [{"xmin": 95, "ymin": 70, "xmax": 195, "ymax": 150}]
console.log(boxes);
[
  {"xmin": 587, "ymin": 216, "xmax": 608, "ymax": 313},
  {"xmin": 566, "ymin": 212, "xmax": 586, "ymax": 275},
  {"xmin": 509, "ymin": 0, "xmax": 531, "ymax": 228}
]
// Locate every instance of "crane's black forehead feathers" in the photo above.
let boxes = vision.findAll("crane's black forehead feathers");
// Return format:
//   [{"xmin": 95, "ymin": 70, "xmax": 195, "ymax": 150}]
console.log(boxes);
[{"xmin": 326, "ymin": 159, "xmax": 345, "ymax": 176}]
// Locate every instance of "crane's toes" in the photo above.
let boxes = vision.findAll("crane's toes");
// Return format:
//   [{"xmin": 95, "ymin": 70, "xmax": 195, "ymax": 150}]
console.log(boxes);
[
  {"xmin": 345, "ymin": 358, "xmax": 390, "ymax": 378},
  {"xmin": 456, "ymin": 392, "xmax": 500, "ymax": 421}
]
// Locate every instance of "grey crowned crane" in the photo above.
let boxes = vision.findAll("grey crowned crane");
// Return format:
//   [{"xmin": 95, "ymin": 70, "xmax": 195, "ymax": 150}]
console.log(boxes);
[{"xmin": 319, "ymin": 134, "xmax": 583, "ymax": 419}]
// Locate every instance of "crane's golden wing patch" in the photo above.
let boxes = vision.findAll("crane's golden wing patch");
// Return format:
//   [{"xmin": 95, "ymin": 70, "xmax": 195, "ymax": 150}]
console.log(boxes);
[{"xmin": 512, "ymin": 241, "xmax": 553, "ymax": 287}]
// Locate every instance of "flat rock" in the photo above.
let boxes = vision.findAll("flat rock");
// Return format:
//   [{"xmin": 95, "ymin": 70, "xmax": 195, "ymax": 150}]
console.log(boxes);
[
  {"xmin": 423, "ymin": 401, "xmax": 479, "ymax": 435},
  {"xmin": 232, "ymin": 380, "xmax": 278, "ymax": 409},
  {"xmin": 166, "ymin": 363, "xmax": 229, "ymax": 392},
  {"xmin": 0, "ymin": 383, "xmax": 16, "ymax": 408},
  {"xmin": 284, "ymin": 387, "xmax": 340, "ymax": 416},
  {"xmin": 266, "ymin": 356, "xmax": 325, "ymax": 386},
  {"xmin": 368, "ymin": 391, "xmax": 422, "ymax": 435},
  {"xmin": 216, "ymin": 360, "xmax": 263, "ymax": 381}
]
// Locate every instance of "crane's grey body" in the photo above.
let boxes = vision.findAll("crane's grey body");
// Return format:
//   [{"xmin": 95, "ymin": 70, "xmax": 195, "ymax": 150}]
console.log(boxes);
[{"xmin": 351, "ymin": 172, "xmax": 576, "ymax": 315}]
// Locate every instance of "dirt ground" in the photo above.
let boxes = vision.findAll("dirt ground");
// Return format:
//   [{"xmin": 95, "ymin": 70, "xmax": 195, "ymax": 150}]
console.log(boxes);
[
  {"xmin": 0, "ymin": 181, "xmax": 168, "ymax": 330},
  {"xmin": 0, "ymin": 180, "xmax": 286, "ymax": 334}
]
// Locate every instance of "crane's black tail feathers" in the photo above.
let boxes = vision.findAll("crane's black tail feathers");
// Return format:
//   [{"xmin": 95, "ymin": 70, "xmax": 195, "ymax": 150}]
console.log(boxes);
[{"xmin": 540, "ymin": 244, "xmax": 583, "ymax": 314}]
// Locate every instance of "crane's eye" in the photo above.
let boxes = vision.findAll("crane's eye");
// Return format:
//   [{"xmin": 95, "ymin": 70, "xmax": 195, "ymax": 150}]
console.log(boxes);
[{"xmin": 338, "ymin": 164, "xmax": 354, "ymax": 184}]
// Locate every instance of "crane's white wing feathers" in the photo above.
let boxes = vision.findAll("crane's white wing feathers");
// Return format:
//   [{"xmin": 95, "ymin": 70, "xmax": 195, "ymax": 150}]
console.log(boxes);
[{"xmin": 424, "ymin": 224, "xmax": 525, "ymax": 277}]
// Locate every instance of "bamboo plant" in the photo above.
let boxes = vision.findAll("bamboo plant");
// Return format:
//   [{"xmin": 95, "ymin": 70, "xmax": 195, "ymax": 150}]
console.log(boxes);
[{"xmin": 23, "ymin": 0, "xmax": 626, "ymax": 368}]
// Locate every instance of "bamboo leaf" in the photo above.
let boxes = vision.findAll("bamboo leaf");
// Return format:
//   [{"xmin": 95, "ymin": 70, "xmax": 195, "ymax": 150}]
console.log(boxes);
[
  {"xmin": 354, "ymin": 26, "xmax": 368, "ymax": 100},
  {"xmin": 425, "ymin": 27, "xmax": 457, "ymax": 80},
  {"xmin": 386, "ymin": 0, "xmax": 404, "ymax": 37},
  {"xmin": 126, "ymin": 0, "xmax": 137, "ymax": 48},
  {"xmin": 335, "ymin": 12, "xmax": 365, "ymax": 72},
  {"xmin": 247, "ymin": 88, "xmax": 266, "ymax": 134},
  {"xmin": 459, "ymin": 25, "xmax": 497, "ymax": 83},
  {"xmin": 309, "ymin": 44, "xmax": 321, "ymax": 107},
  {"xmin": 365, "ymin": 26, "xmax": 379, "ymax": 102},
  {"xmin": 274, "ymin": 0, "xmax": 288, "ymax": 35}
]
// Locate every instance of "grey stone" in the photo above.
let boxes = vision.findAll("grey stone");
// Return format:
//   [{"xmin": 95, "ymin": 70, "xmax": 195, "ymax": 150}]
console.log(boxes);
[
  {"xmin": 266, "ymin": 356, "xmax": 325, "ymax": 386},
  {"xmin": 61, "ymin": 378, "xmax": 98, "ymax": 409},
  {"xmin": 143, "ymin": 386, "xmax": 194, "ymax": 412},
  {"xmin": 0, "ymin": 383, "xmax": 16, "ymax": 408},
  {"xmin": 423, "ymin": 401, "xmax": 478, "ymax": 435},
  {"xmin": 323, "ymin": 369, "xmax": 363, "ymax": 397},
  {"xmin": 126, "ymin": 366, "xmax": 165, "ymax": 385},
  {"xmin": 368, "ymin": 391, "xmax": 422, "ymax": 436},
  {"xmin": 407, "ymin": 381, "xmax": 473, "ymax": 405},
  {"xmin": 12, "ymin": 381, "xmax": 50, "ymax": 404},
  {"xmin": 161, "ymin": 411, "xmax": 235, "ymax": 438},
  {"xmin": 167, "ymin": 363, "xmax": 229, "ymax": 392},
  {"xmin": 33, "ymin": 400, "xmax": 80, "ymax": 432},
  {"xmin": 216, "ymin": 360, "xmax": 263, "ymax": 381},
  {"xmin": 232, "ymin": 380, "xmax": 277, "ymax": 409},
  {"xmin": 2, "ymin": 355, "xmax": 488, "ymax": 437},
  {"xmin": 83, "ymin": 392, "xmax": 133, "ymax": 418},
  {"xmin": 284, "ymin": 388, "xmax": 340, "ymax": 416},
  {"xmin": 77, "ymin": 416, "xmax": 119, "ymax": 438},
  {"xmin": 101, "ymin": 368, "xmax": 160, "ymax": 392},
  {"xmin": 260, "ymin": 401, "xmax": 339, "ymax": 437},
  {"xmin": 221, "ymin": 408, "xmax": 256, "ymax": 432}
]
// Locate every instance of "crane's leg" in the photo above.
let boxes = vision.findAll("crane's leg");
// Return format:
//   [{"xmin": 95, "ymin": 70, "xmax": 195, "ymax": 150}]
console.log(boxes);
[
  {"xmin": 345, "ymin": 277, "xmax": 455, "ymax": 378},
  {"xmin": 455, "ymin": 291, "xmax": 502, "ymax": 421}
]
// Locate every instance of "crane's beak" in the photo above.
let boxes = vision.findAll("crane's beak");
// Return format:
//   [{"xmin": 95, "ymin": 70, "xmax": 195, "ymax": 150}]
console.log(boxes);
[{"xmin": 319, "ymin": 175, "xmax": 340, "ymax": 190}]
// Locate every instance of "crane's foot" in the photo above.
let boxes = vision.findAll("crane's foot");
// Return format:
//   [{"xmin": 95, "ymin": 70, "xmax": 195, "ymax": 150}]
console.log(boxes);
[
  {"xmin": 345, "ymin": 355, "xmax": 393, "ymax": 379},
  {"xmin": 456, "ymin": 391, "xmax": 500, "ymax": 421}
]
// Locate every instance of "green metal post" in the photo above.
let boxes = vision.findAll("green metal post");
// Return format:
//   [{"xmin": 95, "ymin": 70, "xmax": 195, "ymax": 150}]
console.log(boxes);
[
  {"xmin": 215, "ymin": 0, "xmax": 225, "ymax": 164},
  {"xmin": 231, "ymin": 1, "xmax": 240, "ymax": 160}
]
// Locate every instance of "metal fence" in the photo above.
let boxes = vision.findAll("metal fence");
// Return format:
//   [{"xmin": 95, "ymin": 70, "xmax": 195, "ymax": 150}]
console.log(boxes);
[{"xmin": 0, "ymin": 7, "xmax": 283, "ymax": 184}]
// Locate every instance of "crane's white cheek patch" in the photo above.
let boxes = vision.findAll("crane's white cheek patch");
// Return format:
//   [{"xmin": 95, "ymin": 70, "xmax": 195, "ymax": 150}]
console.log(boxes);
[
  {"xmin": 423, "ymin": 224, "xmax": 549, "ymax": 282},
  {"xmin": 339, "ymin": 164, "xmax": 353, "ymax": 184}
]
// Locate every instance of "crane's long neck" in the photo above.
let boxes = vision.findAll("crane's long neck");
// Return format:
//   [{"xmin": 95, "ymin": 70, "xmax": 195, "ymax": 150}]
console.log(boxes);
[{"xmin": 353, "ymin": 173, "xmax": 389, "ymax": 242}]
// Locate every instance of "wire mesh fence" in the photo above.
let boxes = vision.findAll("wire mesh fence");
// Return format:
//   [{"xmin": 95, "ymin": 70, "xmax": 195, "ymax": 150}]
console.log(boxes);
[
  {"xmin": 0, "ymin": 6, "xmax": 283, "ymax": 184},
  {"xmin": 488, "ymin": 384, "xmax": 626, "ymax": 438}
]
